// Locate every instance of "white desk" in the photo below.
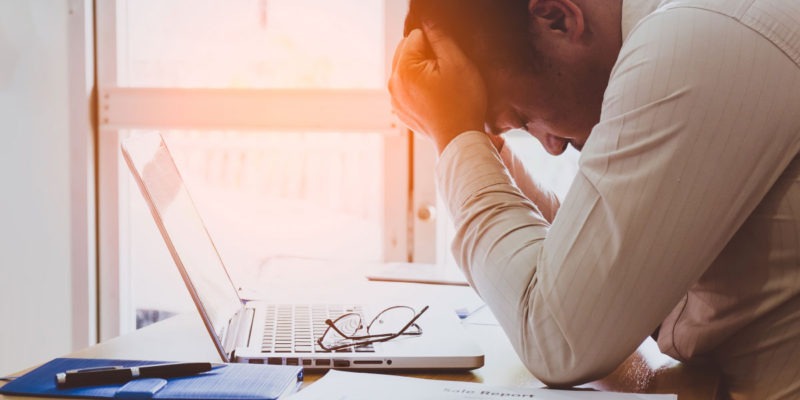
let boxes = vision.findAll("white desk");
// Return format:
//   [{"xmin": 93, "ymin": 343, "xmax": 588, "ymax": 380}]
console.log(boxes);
[{"xmin": 1, "ymin": 261, "xmax": 721, "ymax": 399}]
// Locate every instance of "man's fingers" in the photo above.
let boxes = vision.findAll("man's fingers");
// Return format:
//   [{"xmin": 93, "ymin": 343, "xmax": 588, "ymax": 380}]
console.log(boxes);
[
  {"xmin": 400, "ymin": 29, "xmax": 431, "ymax": 64},
  {"xmin": 391, "ymin": 36, "xmax": 406, "ymax": 73},
  {"xmin": 391, "ymin": 96, "xmax": 422, "ymax": 133},
  {"xmin": 422, "ymin": 23, "xmax": 468, "ymax": 65}
]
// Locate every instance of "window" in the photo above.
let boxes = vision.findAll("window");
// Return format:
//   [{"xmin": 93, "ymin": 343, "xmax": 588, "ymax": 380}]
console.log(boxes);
[
  {"xmin": 97, "ymin": 0, "xmax": 416, "ymax": 338},
  {"xmin": 118, "ymin": 0, "xmax": 385, "ymax": 89},
  {"xmin": 96, "ymin": 1, "xmax": 578, "ymax": 339}
]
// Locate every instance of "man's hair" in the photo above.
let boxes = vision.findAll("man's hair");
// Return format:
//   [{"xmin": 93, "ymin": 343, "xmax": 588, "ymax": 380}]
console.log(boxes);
[{"xmin": 404, "ymin": 0, "xmax": 536, "ymax": 73}]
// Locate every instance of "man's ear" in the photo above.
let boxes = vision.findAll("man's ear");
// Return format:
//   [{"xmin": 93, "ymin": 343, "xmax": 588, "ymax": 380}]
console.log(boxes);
[{"xmin": 528, "ymin": 0, "xmax": 585, "ymax": 41}]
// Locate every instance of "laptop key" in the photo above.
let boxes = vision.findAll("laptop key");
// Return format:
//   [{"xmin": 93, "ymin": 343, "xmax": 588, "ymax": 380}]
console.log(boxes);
[
  {"xmin": 355, "ymin": 345, "xmax": 375, "ymax": 353},
  {"xmin": 294, "ymin": 345, "xmax": 313, "ymax": 353},
  {"xmin": 334, "ymin": 348, "xmax": 352, "ymax": 353}
]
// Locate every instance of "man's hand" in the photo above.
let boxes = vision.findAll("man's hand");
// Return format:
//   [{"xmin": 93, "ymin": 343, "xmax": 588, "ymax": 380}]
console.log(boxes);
[{"xmin": 388, "ymin": 25, "xmax": 487, "ymax": 154}]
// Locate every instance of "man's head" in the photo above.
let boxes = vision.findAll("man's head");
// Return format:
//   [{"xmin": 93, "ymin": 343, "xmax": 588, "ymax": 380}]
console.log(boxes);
[
  {"xmin": 405, "ymin": 1, "xmax": 538, "ymax": 75},
  {"xmin": 404, "ymin": 0, "xmax": 623, "ymax": 155}
]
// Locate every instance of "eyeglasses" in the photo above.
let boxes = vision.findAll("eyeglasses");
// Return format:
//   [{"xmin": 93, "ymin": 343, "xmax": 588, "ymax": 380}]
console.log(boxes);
[{"xmin": 317, "ymin": 305, "xmax": 429, "ymax": 351}]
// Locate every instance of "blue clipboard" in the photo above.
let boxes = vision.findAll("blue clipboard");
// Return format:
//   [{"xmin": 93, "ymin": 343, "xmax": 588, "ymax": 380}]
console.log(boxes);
[{"xmin": 0, "ymin": 358, "xmax": 303, "ymax": 400}]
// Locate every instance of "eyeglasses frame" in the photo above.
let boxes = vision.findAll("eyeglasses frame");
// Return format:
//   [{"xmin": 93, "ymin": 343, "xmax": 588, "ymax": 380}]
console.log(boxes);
[{"xmin": 316, "ymin": 305, "xmax": 429, "ymax": 351}]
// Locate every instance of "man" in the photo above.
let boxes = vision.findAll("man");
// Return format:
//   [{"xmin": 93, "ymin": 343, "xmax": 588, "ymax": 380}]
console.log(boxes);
[{"xmin": 389, "ymin": 1, "xmax": 800, "ymax": 399}]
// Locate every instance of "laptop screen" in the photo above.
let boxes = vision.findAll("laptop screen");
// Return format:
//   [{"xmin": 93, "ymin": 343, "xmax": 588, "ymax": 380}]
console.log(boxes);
[{"xmin": 121, "ymin": 134, "xmax": 242, "ymax": 359}]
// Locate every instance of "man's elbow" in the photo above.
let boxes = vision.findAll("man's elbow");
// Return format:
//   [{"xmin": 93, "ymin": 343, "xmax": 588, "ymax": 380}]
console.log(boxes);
[
  {"xmin": 519, "ymin": 342, "xmax": 620, "ymax": 388},
  {"xmin": 533, "ymin": 364, "xmax": 614, "ymax": 389}
]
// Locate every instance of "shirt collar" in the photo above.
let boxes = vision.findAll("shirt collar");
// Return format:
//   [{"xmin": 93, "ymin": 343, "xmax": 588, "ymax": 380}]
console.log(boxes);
[{"xmin": 621, "ymin": 0, "xmax": 663, "ymax": 42}]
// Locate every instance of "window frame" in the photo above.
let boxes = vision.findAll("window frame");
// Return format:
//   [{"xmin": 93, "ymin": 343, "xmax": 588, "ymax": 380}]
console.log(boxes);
[{"xmin": 95, "ymin": 0, "xmax": 438, "ymax": 340}]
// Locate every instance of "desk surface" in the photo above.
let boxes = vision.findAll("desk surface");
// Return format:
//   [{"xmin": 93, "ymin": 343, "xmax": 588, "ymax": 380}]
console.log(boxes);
[{"xmin": 0, "ymin": 262, "xmax": 721, "ymax": 399}]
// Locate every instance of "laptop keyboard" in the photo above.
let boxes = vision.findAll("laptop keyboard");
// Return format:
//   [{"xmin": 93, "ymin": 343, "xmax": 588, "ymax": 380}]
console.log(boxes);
[{"xmin": 261, "ymin": 305, "xmax": 375, "ymax": 354}]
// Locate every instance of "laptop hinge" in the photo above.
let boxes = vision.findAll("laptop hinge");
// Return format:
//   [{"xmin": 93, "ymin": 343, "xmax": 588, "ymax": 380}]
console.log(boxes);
[{"xmin": 222, "ymin": 302, "xmax": 249, "ymax": 359}]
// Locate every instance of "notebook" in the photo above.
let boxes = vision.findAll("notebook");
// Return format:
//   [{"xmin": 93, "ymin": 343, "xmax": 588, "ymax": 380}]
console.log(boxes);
[
  {"xmin": 120, "ymin": 133, "xmax": 484, "ymax": 370},
  {"xmin": 0, "ymin": 358, "xmax": 302, "ymax": 400}
]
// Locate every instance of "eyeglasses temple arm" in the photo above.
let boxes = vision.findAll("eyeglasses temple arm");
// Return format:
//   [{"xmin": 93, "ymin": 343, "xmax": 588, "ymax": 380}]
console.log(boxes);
[{"xmin": 396, "ymin": 305, "xmax": 429, "ymax": 335}]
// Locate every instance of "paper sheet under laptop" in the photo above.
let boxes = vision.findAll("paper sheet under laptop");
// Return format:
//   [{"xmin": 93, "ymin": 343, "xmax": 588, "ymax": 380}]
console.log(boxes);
[
  {"xmin": 287, "ymin": 370, "xmax": 676, "ymax": 400},
  {"xmin": 366, "ymin": 262, "xmax": 469, "ymax": 286}
]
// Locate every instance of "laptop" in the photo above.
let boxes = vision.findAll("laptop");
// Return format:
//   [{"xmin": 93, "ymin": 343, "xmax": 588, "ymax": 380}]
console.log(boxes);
[{"xmin": 121, "ymin": 133, "xmax": 484, "ymax": 370}]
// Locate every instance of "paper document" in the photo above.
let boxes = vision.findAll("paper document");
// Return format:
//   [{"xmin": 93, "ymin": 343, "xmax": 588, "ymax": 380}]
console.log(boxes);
[
  {"xmin": 366, "ymin": 262, "xmax": 470, "ymax": 286},
  {"xmin": 287, "ymin": 370, "xmax": 676, "ymax": 400}
]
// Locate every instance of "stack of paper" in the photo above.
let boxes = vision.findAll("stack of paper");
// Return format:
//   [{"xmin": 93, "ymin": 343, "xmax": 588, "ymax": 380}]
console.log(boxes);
[{"xmin": 287, "ymin": 370, "xmax": 676, "ymax": 400}]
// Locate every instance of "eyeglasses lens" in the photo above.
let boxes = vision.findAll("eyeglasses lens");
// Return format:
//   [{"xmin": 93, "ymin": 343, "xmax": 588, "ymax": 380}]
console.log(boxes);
[
  {"xmin": 321, "ymin": 313, "xmax": 362, "ymax": 348},
  {"xmin": 368, "ymin": 307, "xmax": 416, "ymax": 336}
]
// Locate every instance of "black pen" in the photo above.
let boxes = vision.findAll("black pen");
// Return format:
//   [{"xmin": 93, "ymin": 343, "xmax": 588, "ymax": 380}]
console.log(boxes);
[{"xmin": 55, "ymin": 362, "xmax": 216, "ymax": 388}]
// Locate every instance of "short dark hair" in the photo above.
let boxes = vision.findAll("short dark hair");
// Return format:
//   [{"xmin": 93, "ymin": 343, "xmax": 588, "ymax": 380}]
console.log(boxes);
[{"xmin": 404, "ymin": 0, "xmax": 536, "ymax": 73}]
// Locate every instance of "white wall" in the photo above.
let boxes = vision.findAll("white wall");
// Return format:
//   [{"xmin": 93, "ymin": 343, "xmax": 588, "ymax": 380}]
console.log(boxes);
[{"xmin": 0, "ymin": 1, "xmax": 90, "ymax": 376}]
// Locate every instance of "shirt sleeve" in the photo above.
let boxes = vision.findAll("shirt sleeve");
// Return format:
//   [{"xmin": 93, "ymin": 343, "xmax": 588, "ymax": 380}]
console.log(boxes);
[
  {"xmin": 436, "ymin": 8, "xmax": 800, "ymax": 386},
  {"xmin": 498, "ymin": 144, "xmax": 561, "ymax": 224}
]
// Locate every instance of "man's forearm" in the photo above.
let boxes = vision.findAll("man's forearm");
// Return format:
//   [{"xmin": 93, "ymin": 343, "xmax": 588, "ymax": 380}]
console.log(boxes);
[{"xmin": 497, "ymin": 143, "xmax": 561, "ymax": 223}]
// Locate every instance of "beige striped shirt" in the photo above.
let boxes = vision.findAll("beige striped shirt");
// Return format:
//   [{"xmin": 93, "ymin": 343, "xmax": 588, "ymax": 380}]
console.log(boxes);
[{"xmin": 436, "ymin": 1, "xmax": 800, "ymax": 398}]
